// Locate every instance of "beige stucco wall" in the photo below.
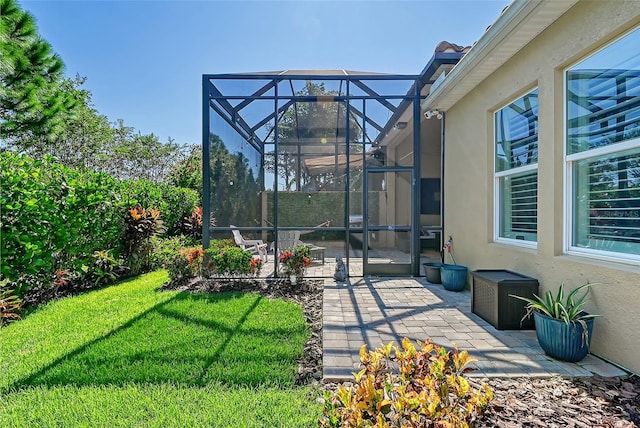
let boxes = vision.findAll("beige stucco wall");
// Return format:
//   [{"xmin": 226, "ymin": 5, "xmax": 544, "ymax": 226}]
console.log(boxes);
[{"xmin": 441, "ymin": 1, "xmax": 640, "ymax": 374}]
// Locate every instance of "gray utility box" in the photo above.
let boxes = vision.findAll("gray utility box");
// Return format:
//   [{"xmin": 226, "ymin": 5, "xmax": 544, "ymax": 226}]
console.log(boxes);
[{"xmin": 471, "ymin": 270, "xmax": 539, "ymax": 330}]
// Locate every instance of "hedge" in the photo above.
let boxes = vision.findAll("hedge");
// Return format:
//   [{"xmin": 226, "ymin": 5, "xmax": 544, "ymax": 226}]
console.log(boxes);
[{"xmin": 0, "ymin": 152, "xmax": 199, "ymax": 293}]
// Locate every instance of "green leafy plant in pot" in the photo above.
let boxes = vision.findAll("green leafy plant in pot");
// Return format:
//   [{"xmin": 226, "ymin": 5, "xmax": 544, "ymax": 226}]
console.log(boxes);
[
  {"xmin": 510, "ymin": 282, "xmax": 599, "ymax": 362},
  {"xmin": 439, "ymin": 237, "xmax": 467, "ymax": 292}
]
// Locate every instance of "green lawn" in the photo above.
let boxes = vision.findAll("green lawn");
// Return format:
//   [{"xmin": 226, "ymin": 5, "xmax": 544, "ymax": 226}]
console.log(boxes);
[{"xmin": 0, "ymin": 270, "xmax": 321, "ymax": 427}]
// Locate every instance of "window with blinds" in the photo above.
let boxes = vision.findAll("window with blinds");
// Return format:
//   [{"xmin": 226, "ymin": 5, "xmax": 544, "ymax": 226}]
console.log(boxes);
[
  {"xmin": 495, "ymin": 89, "xmax": 539, "ymax": 244},
  {"xmin": 567, "ymin": 25, "xmax": 640, "ymax": 260},
  {"xmin": 506, "ymin": 172, "xmax": 538, "ymax": 234}
]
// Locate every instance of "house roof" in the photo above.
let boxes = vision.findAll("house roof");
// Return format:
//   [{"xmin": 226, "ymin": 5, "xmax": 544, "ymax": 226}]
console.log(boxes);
[{"xmin": 421, "ymin": 0, "xmax": 579, "ymax": 112}]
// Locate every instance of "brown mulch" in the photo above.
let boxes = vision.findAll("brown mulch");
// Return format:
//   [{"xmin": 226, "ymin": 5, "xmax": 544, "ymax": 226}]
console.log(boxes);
[
  {"xmin": 162, "ymin": 277, "xmax": 640, "ymax": 427},
  {"xmin": 475, "ymin": 376, "xmax": 639, "ymax": 427}
]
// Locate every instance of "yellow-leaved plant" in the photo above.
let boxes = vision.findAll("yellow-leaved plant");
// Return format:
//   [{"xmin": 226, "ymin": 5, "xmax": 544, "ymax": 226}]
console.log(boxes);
[{"xmin": 321, "ymin": 338, "xmax": 493, "ymax": 427}]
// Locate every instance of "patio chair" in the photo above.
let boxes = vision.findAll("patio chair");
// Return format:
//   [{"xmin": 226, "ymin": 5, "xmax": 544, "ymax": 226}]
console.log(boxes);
[
  {"xmin": 275, "ymin": 230, "xmax": 303, "ymax": 255},
  {"xmin": 230, "ymin": 225, "xmax": 268, "ymax": 262},
  {"xmin": 275, "ymin": 230, "xmax": 326, "ymax": 265}
]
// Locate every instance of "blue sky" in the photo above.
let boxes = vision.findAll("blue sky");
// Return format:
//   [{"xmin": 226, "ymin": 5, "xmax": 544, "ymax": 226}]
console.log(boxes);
[{"xmin": 21, "ymin": 0, "xmax": 510, "ymax": 147}]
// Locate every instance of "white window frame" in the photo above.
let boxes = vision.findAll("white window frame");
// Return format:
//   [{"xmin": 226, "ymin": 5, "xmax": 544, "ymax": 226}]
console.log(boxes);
[
  {"xmin": 493, "ymin": 89, "xmax": 539, "ymax": 249},
  {"xmin": 563, "ymin": 25, "xmax": 640, "ymax": 263}
]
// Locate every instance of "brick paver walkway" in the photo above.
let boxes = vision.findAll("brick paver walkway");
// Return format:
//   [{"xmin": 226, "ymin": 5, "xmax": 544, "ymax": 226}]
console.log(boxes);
[{"xmin": 323, "ymin": 277, "xmax": 625, "ymax": 380}]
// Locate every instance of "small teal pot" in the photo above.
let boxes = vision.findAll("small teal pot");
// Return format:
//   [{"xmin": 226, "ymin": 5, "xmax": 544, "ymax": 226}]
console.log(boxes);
[
  {"xmin": 533, "ymin": 311, "xmax": 594, "ymax": 362},
  {"xmin": 440, "ymin": 264, "xmax": 467, "ymax": 291}
]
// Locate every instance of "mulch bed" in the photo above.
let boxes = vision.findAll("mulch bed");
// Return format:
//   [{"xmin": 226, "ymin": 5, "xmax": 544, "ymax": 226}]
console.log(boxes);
[
  {"xmin": 475, "ymin": 376, "xmax": 639, "ymax": 427},
  {"xmin": 165, "ymin": 277, "xmax": 640, "ymax": 427}
]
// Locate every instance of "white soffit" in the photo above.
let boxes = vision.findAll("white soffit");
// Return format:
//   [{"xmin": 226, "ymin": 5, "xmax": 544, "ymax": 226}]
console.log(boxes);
[{"xmin": 422, "ymin": 0, "xmax": 579, "ymax": 112}]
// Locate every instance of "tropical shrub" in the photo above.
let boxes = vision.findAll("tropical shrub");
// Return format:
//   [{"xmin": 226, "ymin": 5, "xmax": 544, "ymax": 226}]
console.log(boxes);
[
  {"xmin": 178, "ymin": 206, "xmax": 205, "ymax": 241},
  {"xmin": 124, "ymin": 206, "xmax": 167, "ymax": 275},
  {"xmin": 0, "ymin": 151, "xmax": 200, "ymax": 297},
  {"xmin": 250, "ymin": 257, "xmax": 263, "ymax": 276},
  {"xmin": 59, "ymin": 171, "xmax": 124, "ymax": 272},
  {"xmin": 207, "ymin": 239, "xmax": 235, "ymax": 251},
  {"xmin": 205, "ymin": 246, "xmax": 253, "ymax": 277},
  {"xmin": 82, "ymin": 250, "xmax": 129, "ymax": 287},
  {"xmin": 119, "ymin": 179, "xmax": 199, "ymax": 236},
  {"xmin": 0, "ymin": 153, "xmax": 123, "ymax": 286},
  {"xmin": 1, "ymin": 153, "xmax": 72, "ymax": 284},
  {"xmin": 0, "ymin": 288, "xmax": 22, "ymax": 327},
  {"xmin": 165, "ymin": 252, "xmax": 194, "ymax": 284},
  {"xmin": 149, "ymin": 235, "xmax": 196, "ymax": 270},
  {"xmin": 321, "ymin": 338, "xmax": 493, "ymax": 427},
  {"xmin": 164, "ymin": 240, "xmax": 242, "ymax": 283}
]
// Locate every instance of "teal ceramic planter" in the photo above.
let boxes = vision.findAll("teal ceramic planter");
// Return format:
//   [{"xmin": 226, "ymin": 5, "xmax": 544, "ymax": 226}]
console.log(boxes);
[
  {"xmin": 534, "ymin": 311, "xmax": 594, "ymax": 362},
  {"xmin": 440, "ymin": 264, "xmax": 467, "ymax": 291}
]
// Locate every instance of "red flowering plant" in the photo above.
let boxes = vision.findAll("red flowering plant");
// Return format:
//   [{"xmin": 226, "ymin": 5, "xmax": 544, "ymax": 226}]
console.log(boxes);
[
  {"xmin": 250, "ymin": 257, "xmax": 263, "ymax": 276},
  {"xmin": 279, "ymin": 246, "xmax": 311, "ymax": 277},
  {"xmin": 181, "ymin": 247, "xmax": 205, "ymax": 277}
]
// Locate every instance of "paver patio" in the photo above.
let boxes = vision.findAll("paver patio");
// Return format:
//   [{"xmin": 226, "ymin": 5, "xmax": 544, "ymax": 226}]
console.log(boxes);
[{"xmin": 322, "ymin": 277, "xmax": 625, "ymax": 380}]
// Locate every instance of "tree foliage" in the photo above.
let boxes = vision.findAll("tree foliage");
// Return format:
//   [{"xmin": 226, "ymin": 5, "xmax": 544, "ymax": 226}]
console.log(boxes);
[
  {"xmin": 0, "ymin": 1, "xmax": 184, "ymax": 183},
  {"xmin": 168, "ymin": 144, "xmax": 203, "ymax": 196},
  {"xmin": 6, "ymin": 76, "xmax": 184, "ymax": 183},
  {"xmin": 0, "ymin": 0, "xmax": 77, "ymax": 141},
  {"xmin": 208, "ymin": 134, "xmax": 260, "ymax": 227}
]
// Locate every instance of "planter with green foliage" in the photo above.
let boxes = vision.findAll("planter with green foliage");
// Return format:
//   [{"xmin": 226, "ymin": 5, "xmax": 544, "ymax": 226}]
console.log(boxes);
[{"xmin": 511, "ymin": 282, "xmax": 599, "ymax": 362}]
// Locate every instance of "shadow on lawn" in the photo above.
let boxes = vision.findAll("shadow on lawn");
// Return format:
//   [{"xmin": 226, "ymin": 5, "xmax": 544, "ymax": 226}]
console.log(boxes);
[{"xmin": 12, "ymin": 291, "xmax": 307, "ymax": 390}]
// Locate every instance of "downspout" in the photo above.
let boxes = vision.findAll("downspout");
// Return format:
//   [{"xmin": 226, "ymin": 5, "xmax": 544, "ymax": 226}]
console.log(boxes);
[
  {"xmin": 440, "ymin": 112, "xmax": 446, "ymax": 263},
  {"xmin": 413, "ymin": 83, "xmax": 421, "ymax": 276}
]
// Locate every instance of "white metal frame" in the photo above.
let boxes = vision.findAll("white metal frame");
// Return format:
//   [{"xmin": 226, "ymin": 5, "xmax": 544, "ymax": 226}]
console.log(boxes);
[
  {"xmin": 493, "ymin": 88, "xmax": 539, "ymax": 249},
  {"xmin": 563, "ymin": 24, "xmax": 640, "ymax": 264}
]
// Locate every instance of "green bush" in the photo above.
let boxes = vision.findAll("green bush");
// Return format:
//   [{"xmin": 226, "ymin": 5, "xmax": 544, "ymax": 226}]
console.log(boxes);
[
  {"xmin": 150, "ymin": 235, "xmax": 196, "ymax": 271},
  {"xmin": 119, "ymin": 179, "xmax": 199, "ymax": 236},
  {"xmin": 164, "ymin": 240, "xmax": 254, "ymax": 281},
  {"xmin": 0, "ymin": 153, "xmax": 124, "ymax": 287},
  {"xmin": 207, "ymin": 239, "xmax": 235, "ymax": 251},
  {"xmin": 1, "ymin": 154, "xmax": 63, "ymax": 284},
  {"xmin": 321, "ymin": 338, "xmax": 493, "ymax": 427},
  {"xmin": 82, "ymin": 250, "xmax": 128, "ymax": 287},
  {"xmin": 206, "ymin": 246, "xmax": 253, "ymax": 277},
  {"xmin": 0, "ymin": 152, "xmax": 200, "ymax": 296},
  {"xmin": 166, "ymin": 250, "xmax": 197, "ymax": 284}
]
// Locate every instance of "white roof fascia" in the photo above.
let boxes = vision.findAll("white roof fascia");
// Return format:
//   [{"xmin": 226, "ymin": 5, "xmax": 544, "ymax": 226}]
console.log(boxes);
[{"xmin": 421, "ymin": 0, "xmax": 578, "ymax": 112}]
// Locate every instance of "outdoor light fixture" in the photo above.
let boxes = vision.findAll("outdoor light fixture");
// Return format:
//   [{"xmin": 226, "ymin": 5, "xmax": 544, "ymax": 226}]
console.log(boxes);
[
  {"xmin": 424, "ymin": 110, "xmax": 443, "ymax": 120},
  {"xmin": 395, "ymin": 121, "xmax": 408, "ymax": 130}
]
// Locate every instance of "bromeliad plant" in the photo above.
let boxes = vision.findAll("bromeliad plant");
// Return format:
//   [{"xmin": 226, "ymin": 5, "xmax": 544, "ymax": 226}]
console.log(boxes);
[
  {"xmin": 279, "ymin": 246, "xmax": 311, "ymax": 277},
  {"xmin": 511, "ymin": 282, "xmax": 599, "ymax": 324}
]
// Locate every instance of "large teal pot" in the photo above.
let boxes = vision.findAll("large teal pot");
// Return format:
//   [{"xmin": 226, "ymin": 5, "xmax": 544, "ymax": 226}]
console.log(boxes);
[
  {"xmin": 533, "ymin": 311, "xmax": 594, "ymax": 362},
  {"xmin": 440, "ymin": 264, "xmax": 467, "ymax": 291}
]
